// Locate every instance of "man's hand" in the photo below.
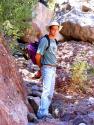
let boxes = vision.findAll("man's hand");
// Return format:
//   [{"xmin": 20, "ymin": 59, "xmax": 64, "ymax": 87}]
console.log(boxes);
[{"xmin": 32, "ymin": 70, "xmax": 41, "ymax": 79}]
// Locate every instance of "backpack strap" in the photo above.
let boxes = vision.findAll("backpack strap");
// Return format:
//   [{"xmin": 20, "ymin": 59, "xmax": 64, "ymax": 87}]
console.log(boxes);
[
  {"xmin": 55, "ymin": 39, "xmax": 58, "ymax": 45},
  {"xmin": 44, "ymin": 34, "xmax": 50, "ymax": 51}
]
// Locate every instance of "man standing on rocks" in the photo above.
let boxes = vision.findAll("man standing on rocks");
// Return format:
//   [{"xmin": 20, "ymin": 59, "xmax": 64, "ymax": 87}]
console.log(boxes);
[{"xmin": 35, "ymin": 21, "xmax": 60, "ymax": 119}]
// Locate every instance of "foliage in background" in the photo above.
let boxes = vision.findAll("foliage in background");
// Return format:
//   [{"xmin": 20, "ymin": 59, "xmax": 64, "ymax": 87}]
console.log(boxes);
[
  {"xmin": 0, "ymin": 0, "xmax": 38, "ymax": 38},
  {"xmin": 0, "ymin": 0, "xmax": 38, "ymax": 54},
  {"xmin": 72, "ymin": 61, "xmax": 88, "ymax": 83}
]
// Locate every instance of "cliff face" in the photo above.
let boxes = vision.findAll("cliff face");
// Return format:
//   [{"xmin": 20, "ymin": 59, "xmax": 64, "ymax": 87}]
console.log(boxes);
[{"xmin": 0, "ymin": 36, "xmax": 28, "ymax": 125}]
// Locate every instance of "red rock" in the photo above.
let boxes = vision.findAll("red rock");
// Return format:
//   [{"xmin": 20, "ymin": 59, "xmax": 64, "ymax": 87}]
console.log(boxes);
[{"xmin": 0, "ymin": 36, "xmax": 28, "ymax": 125}]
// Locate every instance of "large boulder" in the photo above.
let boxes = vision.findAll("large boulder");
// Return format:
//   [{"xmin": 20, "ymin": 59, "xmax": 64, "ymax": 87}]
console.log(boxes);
[
  {"xmin": 54, "ymin": 2, "xmax": 94, "ymax": 43},
  {"xmin": 22, "ymin": 2, "xmax": 55, "ymax": 43},
  {"xmin": 0, "ymin": 35, "xmax": 28, "ymax": 125},
  {"xmin": 59, "ymin": 7, "xmax": 94, "ymax": 43},
  {"xmin": 32, "ymin": 2, "xmax": 53, "ymax": 35},
  {"xmin": 32, "ymin": 2, "xmax": 63, "ymax": 41}
]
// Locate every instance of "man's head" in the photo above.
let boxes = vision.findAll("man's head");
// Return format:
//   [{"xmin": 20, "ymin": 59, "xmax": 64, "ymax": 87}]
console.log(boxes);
[{"xmin": 47, "ymin": 21, "xmax": 60, "ymax": 37}]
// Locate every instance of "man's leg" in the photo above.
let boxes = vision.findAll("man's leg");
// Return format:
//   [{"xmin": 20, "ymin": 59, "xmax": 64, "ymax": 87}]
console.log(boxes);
[
  {"xmin": 37, "ymin": 66, "xmax": 55, "ymax": 118},
  {"xmin": 50, "ymin": 68, "xmax": 56, "ymax": 100}
]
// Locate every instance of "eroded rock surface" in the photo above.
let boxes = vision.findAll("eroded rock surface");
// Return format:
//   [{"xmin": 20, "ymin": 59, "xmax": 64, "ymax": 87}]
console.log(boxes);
[{"xmin": 0, "ymin": 36, "xmax": 28, "ymax": 125}]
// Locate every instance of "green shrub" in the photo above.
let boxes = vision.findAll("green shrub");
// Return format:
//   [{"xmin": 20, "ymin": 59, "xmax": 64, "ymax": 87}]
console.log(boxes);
[
  {"xmin": 0, "ymin": 0, "xmax": 38, "ymax": 54},
  {"xmin": 71, "ymin": 61, "xmax": 88, "ymax": 83},
  {"xmin": 71, "ymin": 60, "xmax": 89, "ymax": 93},
  {"xmin": 0, "ymin": 0, "xmax": 38, "ymax": 38}
]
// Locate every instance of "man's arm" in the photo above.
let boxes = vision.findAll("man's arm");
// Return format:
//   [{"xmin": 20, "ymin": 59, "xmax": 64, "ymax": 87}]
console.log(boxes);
[
  {"xmin": 35, "ymin": 53, "xmax": 42, "ymax": 68},
  {"xmin": 35, "ymin": 37, "xmax": 48, "ymax": 68}
]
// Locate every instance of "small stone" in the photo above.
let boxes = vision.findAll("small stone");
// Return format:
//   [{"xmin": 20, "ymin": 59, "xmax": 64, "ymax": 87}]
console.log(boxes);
[
  {"xmin": 79, "ymin": 123, "xmax": 86, "ymax": 125},
  {"xmin": 31, "ymin": 85, "xmax": 42, "ymax": 92},
  {"xmin": 31, "ymin": 90, "xmax": 42, "ymax": 97},
  {"xmin": 28, "ymin": 96, "xmax": 40, "ymax": 114},
  {"xmin": 88, "ymin": 97, "xmax": 94, "ymax": 104},
  {"xmin": 27, "ymin": 112, "xmax": 38, "ymax": 123},
  {"xmin": 88, "ymin": 112, "xmax": 94, "ymax": 120}
]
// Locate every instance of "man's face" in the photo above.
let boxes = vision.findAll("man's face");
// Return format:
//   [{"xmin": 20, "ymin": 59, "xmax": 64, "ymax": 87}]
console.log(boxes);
[{"xmin": 49, "ymin": 25, "xmax": 59, "ymax": 37}]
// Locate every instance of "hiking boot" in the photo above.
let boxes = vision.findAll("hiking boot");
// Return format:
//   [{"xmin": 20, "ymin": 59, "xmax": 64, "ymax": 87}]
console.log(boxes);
[
  {"xmin": 44, "ymin": 114, "xmax": 54, "ymax": 119},
  {"xmin": 37, "ymin": 113, "xmax": 54, "ymax": 120}
]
